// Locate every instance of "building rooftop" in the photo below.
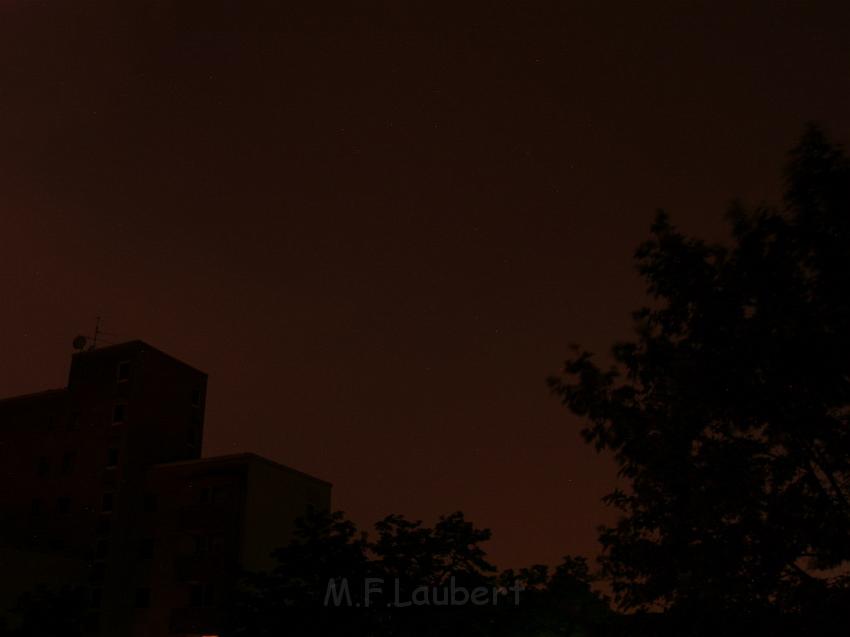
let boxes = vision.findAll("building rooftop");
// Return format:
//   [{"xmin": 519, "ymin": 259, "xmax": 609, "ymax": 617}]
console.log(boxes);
[
  {"xmin": 151, "ymin": 452, "xmax": 333, "ymax": 487},
  {"xmin": 0, "ymin": 387, "xmax": 67, "ymax": 405},
  {"xmin": 71, "ymin": 339, "xmax": 207, "ymax": 376}
]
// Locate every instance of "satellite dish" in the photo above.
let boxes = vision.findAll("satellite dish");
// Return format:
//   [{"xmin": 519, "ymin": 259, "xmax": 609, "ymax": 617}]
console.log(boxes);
[{"xmin": 72, "ymin": 335, "xmax": 88, "ymax": 351}]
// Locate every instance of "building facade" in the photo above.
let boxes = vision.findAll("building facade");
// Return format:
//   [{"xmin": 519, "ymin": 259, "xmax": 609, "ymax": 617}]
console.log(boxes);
[{"xmin": 0, "ymin": 341, "xmax": 331, "ymax": 636}]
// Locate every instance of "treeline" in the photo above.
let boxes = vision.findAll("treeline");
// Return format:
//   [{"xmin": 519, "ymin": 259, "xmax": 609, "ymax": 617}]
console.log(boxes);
[{"xmin": 220, "ymin": 508, "xmax": 614, "ymax": 637}]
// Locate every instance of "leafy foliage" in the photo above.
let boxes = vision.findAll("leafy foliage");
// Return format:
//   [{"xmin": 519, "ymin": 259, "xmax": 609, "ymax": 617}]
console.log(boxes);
[
  {"xmin": 0, "ymin": 586, "xmax": 89, "ymax": 637},
  {"xmin": 222, "ymin": 509, "xmax": 610, "ymax": 636},
  {"xmin": 222, "ymin": 509, "xmax": 372, "ymax": 636},
  {"xmin": 498, "ymin": 557, "xmax": 614, "ymax": 636},
  {"xmin": 549, "ymin": 126, "xmax": 850, "ymax": 632}
]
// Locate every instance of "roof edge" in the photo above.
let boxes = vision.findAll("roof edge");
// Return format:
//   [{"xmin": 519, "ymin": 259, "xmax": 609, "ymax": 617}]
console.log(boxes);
[
  {"xmin": 73, "ymin": 340, "xmax": 207, "ymax": 376},
  {"xmin": 150, "ymin": 452, "xmax": 332, "ymax": 488},
  {"xmin": 0, "ymin": 387, "xmax": 68, "ymax": 405}
]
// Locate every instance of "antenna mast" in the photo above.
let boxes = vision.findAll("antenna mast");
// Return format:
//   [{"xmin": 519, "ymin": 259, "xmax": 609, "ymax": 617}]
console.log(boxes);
[{"xmin": 92, "ymin": 316, "xmax": 102, "ymax": 350}]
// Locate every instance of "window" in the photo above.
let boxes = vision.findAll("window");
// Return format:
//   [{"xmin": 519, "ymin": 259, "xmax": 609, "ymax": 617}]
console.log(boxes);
[
  {"xmin": 67, "ymin": 411, "xmax": 80, "ymax": 431},
  {"xmin": 82, "ymin": 613, "xmax": 100, "ymax": 633},
  {"xmin": 189, "ymin": 583, "xmax": 214, "ymax": 607},
  {"xmin": 112, "ymin": 404, "xmax": 126, "ymax": 424},
  {"xmin": 61, "ymin": 452, "xmax": 75, "ymax": 475},
  {"xmin": 101, "ymin": 493, "xmax": 114, "ymax": 513},
  {"xmin": 143, "ymin": 493, "xmax": 157, "ymax": 513},
  {"xmin": 106, "ymin": 448, "xmax": 119, "ymax": 468},
  {"xmin": 187, "ymin": 426, "xmax": 198, "ymax": 447},
  {"xmin": 135, "ymin": 587, "xmax": 151, "ymax": 609},
  {"xmin": 57, "ymin": 496, "xmax": 71, "ymax": 515},
  {"xmin": 139, "ymin": 538, "xmax": 155, "ymax": 560},
  {"xmin": 36, "ymin": 457, "xmax": 49, "ymax": 478},
  {"xmin": 90, "ymin": 561, "xmax": 106, "ymax": 584},
  {"xmin": 90, "ymin": 588, "xmax": 102, "ymax": 609},
  {"xmin": 95, "ymin": 539, "xmax": 109, "ymax": 559},
  {"xmin": 210, "ymin": 534, "xmax": 225, "ymax": 554},
  {"xmin": 191, "ymin": 388, "xmax": 202, "ymax": 407},
  {"xmin": 117, "ymin": 361, "xmax": 131, "ymax": 382},
  {"xmin": 198, "ymin": 486, "xmax": 226, "ymax": 506},
  {"xmin": 96, "ymin": 516, "xmax": 110, "ymax": 535},
  {"xmin": 189, "ymin": 583, "xmax": 203, "ymax": 607},
  {"xmin": 193, "ymin": 535, "xmax": 209, "ymax": 556},
  {"xmin": 30, "ymin": 498, "xmax": 43, "ymax": 517}
]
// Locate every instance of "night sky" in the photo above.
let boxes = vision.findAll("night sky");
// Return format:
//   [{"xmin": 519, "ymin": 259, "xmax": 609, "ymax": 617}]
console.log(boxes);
[{"xmin": 2, "ymin": 0, "xmax": 849, "ymax": 569}]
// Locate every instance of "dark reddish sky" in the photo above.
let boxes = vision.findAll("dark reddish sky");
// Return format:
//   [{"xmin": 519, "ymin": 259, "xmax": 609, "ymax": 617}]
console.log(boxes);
[{"xmin": 2, "ymin": 0, "xmax": 849, "ymax": 569}]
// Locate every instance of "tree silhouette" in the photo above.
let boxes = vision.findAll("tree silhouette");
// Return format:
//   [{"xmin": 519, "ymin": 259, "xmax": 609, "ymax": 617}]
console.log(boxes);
[
  {"xmin": 222, "ymin": 508, "xmax": 372, "ymax": 636},
  {"xmin": 221, "ymin": 510, "xmax": 611, "ymax": 636},
  {"xmin": 0, "ymin": 585, "xmax": 89, "ymax": 637},
  {"xmin": 369, "ymin": 512, "xmax": 498, "ymax": 637},
  {"xmin": 496, "ymin": 557, "xmax": 614, "ymax": 637},
  {"xmin": 549, "ymin": 126, "xmax": 850, "ymax": 635},
  {"xmin": 372, "ymin": 511, "xmax": 496, "ymax": 589}
]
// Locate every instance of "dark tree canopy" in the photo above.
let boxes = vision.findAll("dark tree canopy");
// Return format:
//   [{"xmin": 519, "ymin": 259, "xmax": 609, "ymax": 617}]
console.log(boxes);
[
  {"xmin": 550, "ymin": 126, "xmax": 850, "ymax": 633},
  {"xmin": 0, "ymin": 586, "xmax": 89, "ymax": 637},
  {"xmin": 222, "ymin": 509, "xmax": 610, "ymax": 637}
]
